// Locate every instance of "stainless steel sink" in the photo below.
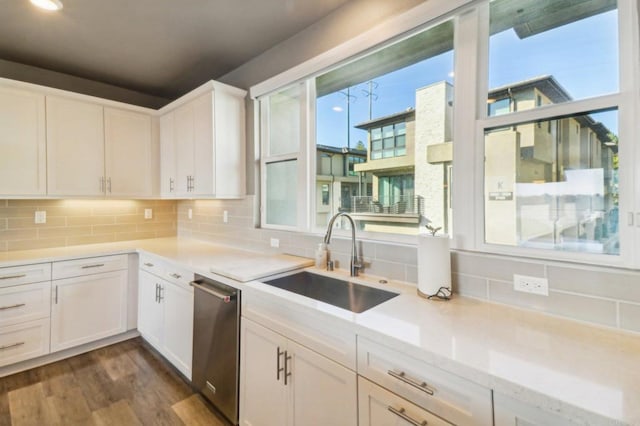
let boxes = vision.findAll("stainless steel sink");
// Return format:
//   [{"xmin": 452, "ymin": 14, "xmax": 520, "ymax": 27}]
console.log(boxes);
[{"xmin": 262, "ymin": 271, "xmax": 398, "ymax": 313}]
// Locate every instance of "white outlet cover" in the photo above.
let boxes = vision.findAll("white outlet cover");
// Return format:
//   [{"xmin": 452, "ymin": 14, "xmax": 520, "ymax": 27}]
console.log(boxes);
[
  {"xmin": 144, "ymin": 209, "xmax": 153, "ymax": 219},
  {"xmin": 270, "ymin": 238, "xmax": 280, "ymax": 248},
  {"xmin": 514, "ymin": 274, "xmax": 549, "ymax": 296},
  {"xmin": 34, "ymin": 210, "xmax": 46, "ymax": 224},
  {"xmin": 188, "ymin": 208, "xmax": 193, "ymax": 220},
  {"xmin": 223, "ymin": 210, "xmax": 229, "ymax": 223}
]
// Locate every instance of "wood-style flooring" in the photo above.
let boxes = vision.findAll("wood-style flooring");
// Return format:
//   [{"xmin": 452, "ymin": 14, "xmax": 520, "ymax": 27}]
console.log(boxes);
[{"xmin": 0, "ymin": 337, "xmax": 229, "ymax": 426}]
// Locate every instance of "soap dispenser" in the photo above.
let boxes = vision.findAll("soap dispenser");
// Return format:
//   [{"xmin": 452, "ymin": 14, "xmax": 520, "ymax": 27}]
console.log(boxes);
[{"xmin": 315, "ymin": 243, "xmax": 328, "ymax": 269}]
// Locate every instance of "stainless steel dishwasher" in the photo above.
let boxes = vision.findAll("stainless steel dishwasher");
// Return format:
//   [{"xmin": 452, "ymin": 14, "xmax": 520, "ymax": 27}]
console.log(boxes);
[{"xmin": 190, "ymin": 274, "xmax": 240, "ymax": 425}]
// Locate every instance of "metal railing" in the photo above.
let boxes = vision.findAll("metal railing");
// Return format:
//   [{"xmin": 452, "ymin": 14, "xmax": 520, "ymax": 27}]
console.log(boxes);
[{"xmin": 350, "ymin": 195, "xmax": 424, "ymax": 215}]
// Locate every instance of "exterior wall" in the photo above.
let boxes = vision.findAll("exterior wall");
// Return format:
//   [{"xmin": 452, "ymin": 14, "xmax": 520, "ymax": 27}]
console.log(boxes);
[
  {"xmin": 0, "ymin": 199, "xmax": 177, "ymax": 252},
  {"xmin": 414, "ymin": 82, "xmax": 452, "ymax": 231}
]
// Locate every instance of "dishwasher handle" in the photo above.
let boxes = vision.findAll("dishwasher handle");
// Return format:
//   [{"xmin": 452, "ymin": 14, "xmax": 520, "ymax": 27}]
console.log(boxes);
[{"xmin": 190, "ymin": 279, "xmax": 237, "ymax": 303}]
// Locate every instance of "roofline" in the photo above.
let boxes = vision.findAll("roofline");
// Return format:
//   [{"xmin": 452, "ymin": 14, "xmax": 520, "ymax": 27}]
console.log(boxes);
[
  {"xmin": 317, "ymin": 144, "xmax": 367, "ymax": 155},
  {"xmin": 355, "ymin": 109, "xmax": 415, "ymax": 129}
]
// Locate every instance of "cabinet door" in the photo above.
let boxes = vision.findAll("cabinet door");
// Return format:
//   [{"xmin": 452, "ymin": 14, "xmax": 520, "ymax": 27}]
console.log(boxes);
[
  {"xmin": 0, "ymin": 86, "xmax": 46, "ymax": 196},
  {"xmin": 51, "ymin": 270, "xmax": 127, "ymax": 352},
  {"xmin": 137, "ymin": 270, "xmax": 163, "ymax": 350},
  {"xmin": 494, "ymin": 393, "xmax": 575, "ymax": 426},
  {"xmin": 174, "ymin": 102, "xmax": 195, "ymax": 196},
  {"xmin": 46, "ymin": 96, "xmax": 105, "ymax": 196},
  {"xmin": 240, "ymin": 318, "xmax": 287, "ymax": 426},
  {"xmin": 104, "ymin": 107, "xmax": 152, "ymax": 197},
  {"xmin": 358, "ymin": 377, "xmax": 453, "ymax": 426},
  {"xmin": 161, "ymin": 281, "xmax": 193, "ymax": 380},
  {"xmin": 289, "ymin": 339, "xmax": 357, "ymax": 426},
  {"xmin": 192, "ymin": 92, "xmax": 214, "ymax": 196},
  {"xmin": 213, "ymin": 88, "xmax": 246, "ymax": 198},
  {"xmin": 159, "ymin": 112, "xmax": 177, "ymax": 197}
]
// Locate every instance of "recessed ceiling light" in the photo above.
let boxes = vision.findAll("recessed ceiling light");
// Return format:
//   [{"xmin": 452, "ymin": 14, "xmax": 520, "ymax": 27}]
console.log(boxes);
[{"xmin": 30, "ymin": 0, "xmax": 63, "ymax": 11}]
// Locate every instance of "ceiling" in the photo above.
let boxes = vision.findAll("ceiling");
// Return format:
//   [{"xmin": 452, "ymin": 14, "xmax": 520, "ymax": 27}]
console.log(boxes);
[{"xmin": 0, "ymin": 0, "xmax": 352, "ymax": 100}]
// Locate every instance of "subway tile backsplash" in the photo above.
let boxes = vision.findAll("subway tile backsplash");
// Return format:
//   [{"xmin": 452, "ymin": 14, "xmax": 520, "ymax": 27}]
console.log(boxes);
[
  {"xmin": 0, "ymin": 199, "xmax": 177, "ymax": 251},
  {"xmin": 177, "ymin": 196, "xmax": 640, "ymax": 335}
]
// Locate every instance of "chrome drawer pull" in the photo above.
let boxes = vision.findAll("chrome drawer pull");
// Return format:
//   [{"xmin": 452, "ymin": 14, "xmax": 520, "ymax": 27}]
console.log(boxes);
[
  {"xmin": 170, "ymin": 273, "xmax": 182, "ymax": 279},
  {"xmin": 81, "ymin": 263, "xmax": 105, "ymax": 269},
  {"xmin": 284, "ymin": 350, "xmax": 292, "ymax": 386},
  {"xmin": 276, "ymin": 347, "xmax": 284, "ymax": 381},
  {"xmin": 387, "ymin": 406, "xmax": 427, "ymax": 426},
  {"xmin": 0, "ymin": 274, "xmax": 27, "ymax": 280},
  {"xmin": 388, "ymin": 370, "xmax": 435, "ymax": 396},
  {"xmin": 143, "ymin": 262, "xmax": 154, "ymax": 267},
  {"xmin": 0, "ymin": 341, "xmax": 25, "ymax": 350},
  {"xmin": 0, "ymin": 303, "xmax": 26, "ymax": 311}
]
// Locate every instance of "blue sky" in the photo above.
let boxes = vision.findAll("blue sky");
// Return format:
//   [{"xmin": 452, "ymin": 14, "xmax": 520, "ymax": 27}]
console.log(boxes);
[{"xmin": 316, "ymin": 9, "xmax": 619, "ymax": 148}]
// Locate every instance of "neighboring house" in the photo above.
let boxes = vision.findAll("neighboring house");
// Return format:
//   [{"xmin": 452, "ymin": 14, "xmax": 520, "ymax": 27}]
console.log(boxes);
[
  {"xmin": 315, "ymin": 144, "xmax": 371, "ymax": 227},
  {"xmin": 352, "ymin": 76, "xmax": 616, "ymax": 245}
]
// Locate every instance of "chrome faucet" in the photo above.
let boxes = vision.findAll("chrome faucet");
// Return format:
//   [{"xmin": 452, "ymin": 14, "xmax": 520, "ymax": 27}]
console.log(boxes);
[{"xmin": 324, "ymin": 212, "xmax": 362, "ymax": 277}]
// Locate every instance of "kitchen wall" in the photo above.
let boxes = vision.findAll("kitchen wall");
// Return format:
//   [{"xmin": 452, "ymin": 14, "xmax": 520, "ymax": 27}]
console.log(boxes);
[
  {"xmin": 0, "ymin": 199, "xmax": 177, "ymax": 252},
  {"xmin": 177, "ymin": 198, "xmax": 640, "ymax": 335}
]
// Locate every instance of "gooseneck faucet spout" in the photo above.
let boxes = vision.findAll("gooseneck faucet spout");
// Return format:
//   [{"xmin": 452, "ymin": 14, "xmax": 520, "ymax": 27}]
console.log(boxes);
[{"xmin": 324, "ymin": 212, "xmax": 362, "ymax": 277}]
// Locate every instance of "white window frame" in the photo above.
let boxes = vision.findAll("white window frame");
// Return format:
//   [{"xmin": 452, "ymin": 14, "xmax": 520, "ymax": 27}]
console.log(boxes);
[{"xmin": 253, "ymin": 0, "xmax": 640, "ymax": 268}]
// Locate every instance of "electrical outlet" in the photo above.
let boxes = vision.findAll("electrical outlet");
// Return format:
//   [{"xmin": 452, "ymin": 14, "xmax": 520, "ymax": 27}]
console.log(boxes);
[
  {"xmin": 34, "ymin": 211, "xmax": 46, "ymax": 224},
  {"xmin": 223, "ymin": 210, "xmax": 229, "ymax": 223},
  {"xmin": 188, "ymin": 208, "xmax": 193, "ymax": 220},
  {"xmin": 270, "ymin": 238, "xmax": 280, "ymax": 248},
  {"xmin": 514, "ymin": 274, "xmax": 549, "ymax": 296},
  {"xmin": 144, "ymin": 209, "xmax": 153, "ymax": 219}
]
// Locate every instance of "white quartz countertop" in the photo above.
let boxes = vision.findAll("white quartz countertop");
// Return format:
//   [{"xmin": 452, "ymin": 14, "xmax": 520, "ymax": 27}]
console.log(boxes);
[{"xmin": 0, "ymin": 237, "xmax": 638, "ymax": 425}]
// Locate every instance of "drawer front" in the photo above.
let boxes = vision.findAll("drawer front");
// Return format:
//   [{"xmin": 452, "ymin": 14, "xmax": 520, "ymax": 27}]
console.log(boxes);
[
  {"xmin": 0, "ymin": 263, "xmax": 51, "ymax": 288},
  {"xmin": 52, "ymin": 254, "xmax": 128, "ymax": 280},
  {"xmin": 358, "ymin": 376, "xmax": 453, "ymax": 426},
  {"xmin": 0, "ymin": 282, "xmax": 51, "ymax": 327},
  {"xmin": 357, "ymin": 336, "xmax": 493, "ymax": 426},
  {"xmin": 139, "ymin": 253, "xmax": 165, "ymax": 278},
  {"xmin": 162, "ymin": 263, "xmax": 194, "ymax": 290},
  {"xmin": 0, "ymin": 318, "xmax": 50, "ymax": 367}
]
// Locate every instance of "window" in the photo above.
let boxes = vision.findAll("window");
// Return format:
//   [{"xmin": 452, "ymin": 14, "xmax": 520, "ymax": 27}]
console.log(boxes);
[
  {"xmin": 369, "ymin": 122, "xmax": 407, "ymax": 159},
  {"xmin": 481, "ymin": 0, "xmax": 624, "ymax": 258}
]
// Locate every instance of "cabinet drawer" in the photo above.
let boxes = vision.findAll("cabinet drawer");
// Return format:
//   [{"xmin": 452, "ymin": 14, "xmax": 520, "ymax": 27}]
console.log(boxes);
[
  {"xmin": 139, "ymin": 254, "xmax": 165, "ymax": 277},
  {"xmin": 162, "ymin": 263, "xmax": 194, "ymax": 290},
  {"xmin": 358, "ymin": 376, "xmax": 453, "ymax": 426},
  {"xmin": 0, "ymin": 263, "xmax": 51, "ymax": 288},
  {"xmin": 53, "ymin": 254, "xmax": 128, "ymax": 279},
  {"xmin": 0, "ymin": 318, "xmax": 50, "ymax": 367},
  {"xmin": 357, "ymin": 336, "xmax": 493, "ymax": 426},
  {"xmin": 0, "ymin": 282, "xmax": 51, "ymax": 327}
]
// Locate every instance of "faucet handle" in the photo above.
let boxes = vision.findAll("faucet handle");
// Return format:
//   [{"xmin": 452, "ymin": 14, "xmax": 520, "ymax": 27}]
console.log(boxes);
[{"xmin": 327, "ymin": 260, "xmax": 334, "ymax": 271}]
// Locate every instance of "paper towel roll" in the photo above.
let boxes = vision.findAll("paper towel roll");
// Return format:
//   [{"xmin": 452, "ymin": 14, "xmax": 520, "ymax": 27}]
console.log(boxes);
[{"xmin": 417, "ymin": 234, "xmax": 451, "ymax": 299}]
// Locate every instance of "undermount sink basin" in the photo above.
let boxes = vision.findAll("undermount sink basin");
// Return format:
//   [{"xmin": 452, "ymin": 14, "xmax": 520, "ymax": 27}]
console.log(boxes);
[{"xmin": 262, "ymin": 271, "xmax": 398, "ymax": 313}]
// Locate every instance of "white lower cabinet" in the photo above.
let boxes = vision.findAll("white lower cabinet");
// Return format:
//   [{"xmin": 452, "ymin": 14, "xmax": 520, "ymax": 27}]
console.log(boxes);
[
  {"xmin": 494, "ymin": 393, "xmax": 577, "ymax": 426},
  {"xmin": 0, "ymin": 318, "xmax": 50, "ymax": 367},
  {"xmin": 240, "ymin": 318, "xmax": 357, "ymax": 426},
  {"xmin": 137, "ymin": 266, "xmax": 194, "ymax": 380},
  {"xmin": 50, "ymin": 269, "xmax": 128, "ymax": 352}
]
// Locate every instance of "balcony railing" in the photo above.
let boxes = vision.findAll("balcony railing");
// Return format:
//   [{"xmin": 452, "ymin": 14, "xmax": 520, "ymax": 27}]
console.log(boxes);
[{"xmin": 351, "ymin": 195, "xmax": 424, "ymax": 216}]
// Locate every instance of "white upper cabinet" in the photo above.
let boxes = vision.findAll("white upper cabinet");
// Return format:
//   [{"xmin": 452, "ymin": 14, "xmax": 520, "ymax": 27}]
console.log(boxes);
[
  {"xmin": 104, "ymin": 107, "xmax": 153, "ymax": 197},
  {"xmin": 160, "ymin": 81, "xmax": 246, "ymax": 199},
  {"xmin": 0, "ymin": 86, "xmax": 46, "ymax": 196},
  {"xmin": 46, "ymin": 96, "xmax": 105, "ymax": 196}
]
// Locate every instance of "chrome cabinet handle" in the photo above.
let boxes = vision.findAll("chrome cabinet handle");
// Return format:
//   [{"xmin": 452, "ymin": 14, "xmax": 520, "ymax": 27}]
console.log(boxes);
[
  {"xmin": 387, "ymin": 370, "xmax": 435, "ymax": 396},
  {"xmin": 158, "ymin": 284, "xmax": 164, "ymax": 302},
  {"xmin": 387, "ymin": 407, "xmax": 428, "ymax": 426},
  {"xmin": 155, "ymin": 283, "xmax": 159, "ymax": 303},
  {"xmin": 276, "ymin": 347, "xmax": 284, "ymax": 381},
  {"xmin": 0, "ymin": 274, "xmax": 27, "ymax": 280},
  {"xmin": 143, "ymin": 262, "xmax": 154, "ymax": 267},
  {"xmin": 186, "ymin": 176, "xmax": 190, "ymax": 192},
  {"xmin": 81, "ymin": 263, "xmax": 105, "ymax": 269},
  {"xmin": 169, "ymin": 178, "xmax": 175, "ymax": 192},
  {"xmin": 0, "ymin": 303, "xmax": 26, "ymax": 311},
  {"xmin": 170, "ymin": 273, "xmax": 181, "ymax": 279},
  {"xmin": 54, "ymin": 286, "xmax": 59, "ymax": 304},
  {"xmin": 284, "ymin": 350, "xmax": 292, "ymax": 386},
  {"xmin": 100, "ymin": 176, "xmax": 105, "ymax": 192},
  {"xmin": 0, "ymin": 342, "xmax": 25, "ymax": 351},
  {"xmin": 107, "ymin": 177, "xmax": 112, "ymax": 193}
]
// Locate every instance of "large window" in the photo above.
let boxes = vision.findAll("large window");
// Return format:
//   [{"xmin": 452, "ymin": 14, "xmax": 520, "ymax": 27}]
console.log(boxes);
[
  {"xmin": 482, "ymin": 0, "xmax": 622, "ymax": 257},
  {"xmin": 255, "ymin": 0, "xmax": 637, "ymax": 266}
]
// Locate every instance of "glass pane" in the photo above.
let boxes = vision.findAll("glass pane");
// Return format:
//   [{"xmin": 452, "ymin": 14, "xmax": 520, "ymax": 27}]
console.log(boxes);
[
  {"xmin": 315, "ymin": 19, "xmax": 455, "ymax": 235},
  {"xmin": 488, "ymin": 0, "xmax": 618, "ymax": 113},
  {"xmin": 484, "ymin": 109, "xmax": 619, "ymax": 255},
  {"xmin": 269, "ymin": 85, "xmax": 301, "ymax": 156},
  {"xmin": 266, "ymin": 160, "xmax": 297, "ymax": 226}
]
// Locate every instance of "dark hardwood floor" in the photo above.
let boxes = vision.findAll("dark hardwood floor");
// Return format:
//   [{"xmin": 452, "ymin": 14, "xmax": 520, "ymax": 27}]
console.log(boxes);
[{"xmin": 0, "ymin": 338, "xmax": 229, "ymax": 426}]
